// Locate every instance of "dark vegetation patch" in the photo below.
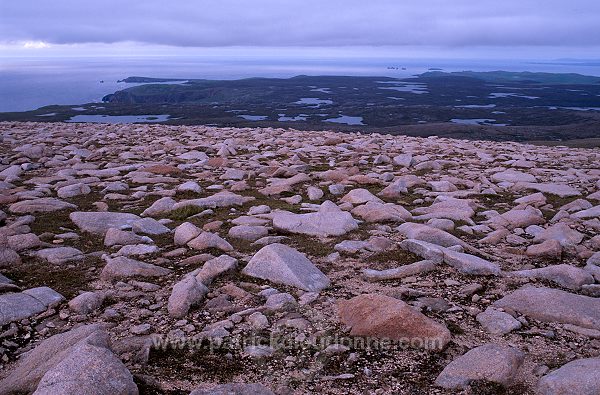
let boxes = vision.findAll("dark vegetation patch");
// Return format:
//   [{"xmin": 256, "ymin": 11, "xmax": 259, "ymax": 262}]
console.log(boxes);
[
  {"xmin": 365, "ymin": 248, "xmax": 420, "ymax": 271},
  {"xmin": 4, "ymin": 256, "xmax": 99, "ymax": 299}
]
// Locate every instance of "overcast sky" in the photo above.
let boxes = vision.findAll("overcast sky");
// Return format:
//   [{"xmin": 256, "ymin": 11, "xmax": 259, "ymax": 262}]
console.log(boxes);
[{"xmin": 1, "ymin": 0, "xmax": 599, "ymax": 58}]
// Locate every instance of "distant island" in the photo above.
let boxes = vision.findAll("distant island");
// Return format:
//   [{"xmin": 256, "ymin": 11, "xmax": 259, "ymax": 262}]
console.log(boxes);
[{"xmin": 1, "ymin": 71, "xmax": 600, "ymax": 144}]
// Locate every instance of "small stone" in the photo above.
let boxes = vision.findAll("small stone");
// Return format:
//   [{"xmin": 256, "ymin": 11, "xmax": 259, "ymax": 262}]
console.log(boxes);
[
  {"xmin": 131, "ymin": 323, "xmax": 152, "ymax": 335},
  {"xmin": 476, "ymin": 307, "xmax": 522, "ymax": 335}
]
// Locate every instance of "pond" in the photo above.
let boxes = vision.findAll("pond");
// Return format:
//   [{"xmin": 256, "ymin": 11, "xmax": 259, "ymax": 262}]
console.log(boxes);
[
  {"xmin": 324, "ymin": 115, "xmax": 364, "ymax": 125},
  {"xmin": 278, "ymin": 114, "xmax": 308, "ymax": 121},
  {"xmin": 378, "ymin": 81, "xmax": 429, "ymax": 94},
  {"xmin": 450, "ymin": 118, "xmax": 507, "ymax": 126},
  {"xmin": 295, "ymin": 97, "xmax": 333, "ymax": 106},
  {"xmin": 238, "ymin": 115, "xmax": 268, "ymax": 121},
  {"xmin": 66, "ymin": 114, "xmax": 170, "ymax": 123},
  {"xmin": 489, "ymin": 93, "xmax": 539, "ymax": 99}
]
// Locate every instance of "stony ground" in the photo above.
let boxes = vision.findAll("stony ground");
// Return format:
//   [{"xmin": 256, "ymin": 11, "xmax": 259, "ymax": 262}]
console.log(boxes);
[{"xmin": 0, "ymin": 121, "xmax": 599, "ymax": 395}]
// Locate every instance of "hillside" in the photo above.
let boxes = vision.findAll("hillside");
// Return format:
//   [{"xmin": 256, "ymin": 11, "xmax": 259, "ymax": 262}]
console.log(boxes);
[{"xmin": 0, "ymin": 122, "xmax": 599, "ymax": 394}]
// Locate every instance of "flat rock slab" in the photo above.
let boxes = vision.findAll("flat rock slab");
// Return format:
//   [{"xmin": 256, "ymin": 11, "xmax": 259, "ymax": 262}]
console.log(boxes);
[
  {"xmin": 537, "ymin": 357, "xmax": 600, "ymax": 395},
  {"xmin": 506, "ymin": 264, "xmax": 594, "ymax": 291},
  {"xmin": 397, "ymin": 223, "xmax": 465, "ymax": 248},
  {"xmin": 493, "ymin": 286, "xmax": 600, "ymax": 330},
  {"xmin": 70, "ymin": 212, "xmax": 142, "ymax": 235},
  {"xmin": 351, "ymin": 201, "xmax": 412, "ymax": 223},
  {"xmin": 492, "ymin": 170, "xmax": 537, "ymax": 183},
  {"xmin": 242, "ymin": 243, "xmax": 330, "ymax": 292},
  {"xmin": 9, "ymin": 198, "xmax": 76, "ymax": 214},
  {"xmin": 340, "ymin": 188, "xmax": 383, "ymax": 205},
  {"xmin": 443, "ymin": 249, "xmax": 500, "ymax": 276},
  {"xmin": 167, "ymin": 275, "xmax": 209, "ymax": 318},
  {"xmin": 0, "ymin": 324, "xmax": 105, "ymax": 394},
  {"xmin": 172, "ymin": 191, "xmax": 255, "ymax": 210},
  {"xmin": 0, "ymin": 287, "xmax": 64, "ymax": 326},
  {"xmin": 34, "ymin": 247, "xmax": 84, "ymax": 264},
  {"xmin": 399, "ymin": 238, "xmax": 499, "ymax": 276},
  {"xmin": 435, "ymin": 343, "xmax": 524, "ymax": 389},
  {"xmin": 187, "ymin": 232, "xmax": 233, "ymax": 252},
  {"xmin": 101, "ymin": 256, "xmax": 172, "ymax": 281},
  {"xmin": 174, "ymin": 222, "xmax": 202, "ymax": 245},
  {"xmin": 196, "ymin": 255, "xmax": 238, "ymax": 285},
  {"xmin": 573, "ymin": 205, "xmax": 600, "ymax": 219},
  {"xmin": 33, "ymin": 341, "xmax": 138, "ymax": 395},
  {"xmin": 0, "ymin": 247, "xmax": 21, "ymax": 267},
  {"xmin": 132, "ymin": 218, "xmax": 170, "ymax": 235},
  {"xmin": 272, "ymin": 201, "xmax": 358, "ymax": 237},
  {"xmin": 363, "ymin": 260, "xmax": 438, "ymax": 282},
  {"xmin": 476, "ymin": 307, "xmax": 522, "ymax": 335},
  {"xmin": 533, "ymin": 223, "xmax": 584, "ymax": 247},
  {"xmin": 337, "ymin": 294, "xmax": 451, "ymax": 351},
  {"xmin": 0, "ymin": 324, "xmax": 137, "ymax": 395},
  {"xmin": 518, "ymin": 182, "xmax": 581, "ymax": 197},
  {"xmin": 411, "ymin": 199, "xmax": 475, "ymax": 224}
]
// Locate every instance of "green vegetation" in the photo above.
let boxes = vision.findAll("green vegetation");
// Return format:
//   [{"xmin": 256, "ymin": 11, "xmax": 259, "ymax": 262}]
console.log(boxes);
[{"xmin": 420, "ymin": 70, "xmax": 600, "ymax": 85}]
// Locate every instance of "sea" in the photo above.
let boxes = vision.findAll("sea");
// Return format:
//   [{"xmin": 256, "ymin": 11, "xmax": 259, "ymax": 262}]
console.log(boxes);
[{"xmin": 1, "ymin": 56, "xmax": 600, "ymax": 113}]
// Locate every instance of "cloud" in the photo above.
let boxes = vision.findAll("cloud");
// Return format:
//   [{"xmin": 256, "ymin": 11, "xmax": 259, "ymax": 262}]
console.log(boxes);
[{"xmin": 1, "ymin": 0, "xmax": 599, "ymax": 48}]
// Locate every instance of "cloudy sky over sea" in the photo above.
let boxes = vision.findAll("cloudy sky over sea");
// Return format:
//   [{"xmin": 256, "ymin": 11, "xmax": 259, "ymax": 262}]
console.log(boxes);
[{"xmin": 1, "ymin": 0, "xmax": 599, "ymax": 59}]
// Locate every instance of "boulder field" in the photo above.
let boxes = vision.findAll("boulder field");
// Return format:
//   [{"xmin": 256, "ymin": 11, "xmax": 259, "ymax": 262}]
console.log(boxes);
[{"xmin": 0, "ymin": 121, "xmax": 599, "ymax": 394}]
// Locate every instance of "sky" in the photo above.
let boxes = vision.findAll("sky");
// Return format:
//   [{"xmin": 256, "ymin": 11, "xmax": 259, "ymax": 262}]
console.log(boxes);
[{"xmin": 1, "ymin": 0, "xmax": 599, "ymax": 59}]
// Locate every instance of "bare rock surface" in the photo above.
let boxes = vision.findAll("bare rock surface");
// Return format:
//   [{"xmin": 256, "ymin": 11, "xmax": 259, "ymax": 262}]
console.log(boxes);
[
  {"xmin": 434, "ymin": 343, "xmax": 525, "ymax": 389},
  {"xmin": 0, "ymin": 324, "xmax": 137, "ymax": 395},
  {"xmin": 537, "ymin": 357, "xmax": 600, "ymax": 395},
  {"xmin": 494, "ymin": 286, "xmax": 600, "ymax": 330},
  {"xmin": 0, "ymin": 287, "xmax": 64, "ymax": 326},
  {"xmin": 273, "ymin": 201, "xmax": 359, "ymax": 237},
  {"xmin": 243, "ymin": 243, "xmax": 330, "ymax": 292},
  {"xmin": 34, "ymin": 247, "xmax": 84, "ymax": 265},
  {"xmin": 101, "ymin": 256, "xmax": 172, "ymax": 281},
  {"xmin": 1, "ymin": 122, "xmax": 599, "ymax": 393},
  {"xmin": 338, "ymin": 294, "xmax": 451, "ymax": 351},
  {"xmin": 9, "ymin": 198, "xmax": 76, "ymax": 214},
  {"xmin": 167, "ymin": 275, "xmax": 209, "ymax": 318},
  {"xmin": 70, "ymin": 212, "xmax": 141, "ymax": 235}
]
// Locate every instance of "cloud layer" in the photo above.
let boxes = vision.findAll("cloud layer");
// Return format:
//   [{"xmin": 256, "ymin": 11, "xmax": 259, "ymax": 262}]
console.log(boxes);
[{"xmin": 1, "ymin": 0, "xmax": 598, "ymax": 48}]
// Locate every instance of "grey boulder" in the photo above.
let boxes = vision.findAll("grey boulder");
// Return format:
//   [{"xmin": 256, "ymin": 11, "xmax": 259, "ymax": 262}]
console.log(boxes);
[{"xmin": 242, "ymin": 243, "xmax": 330, "ymax": 292}]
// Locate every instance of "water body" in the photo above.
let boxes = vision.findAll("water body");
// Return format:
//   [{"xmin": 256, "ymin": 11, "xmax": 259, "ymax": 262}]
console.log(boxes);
[
  {"xmin": 489, "ymin": 93, "xmax": 540, "ymax": 99},
  {"xmin": 295, "ymin": 97, "xmax": 333, "ymax": 106},
  {"xmin": 378, "ymin": 81, "xmax": 429, "ymax": 94},
  {"xmin": 3, "ymin": 56, "xmax": 599, "ymax": 112},
  {"xmin": 278, "ymin": 114, "xmax": 308, "ymax": 121},
  {"xmin": 309, "ymin": 87, "xmax": 331, "ymax": 93},
  {"xmin": 238, "ymin": 115, "xmax": 268, "ymax": 121},
  {"xmin": 324, "ymin": 115, "xmax": 364, "ymax": 125},
  {"xmin": 455, "ymin": 104, "xmax": 497, "ymax": 108},
  {"xmin": 66, "ymin": 114, "xmax": 170, "ymax": 123},
  {"xmin": 450, "ymin": 118, "xmax": 507, "ymax": 126}
]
